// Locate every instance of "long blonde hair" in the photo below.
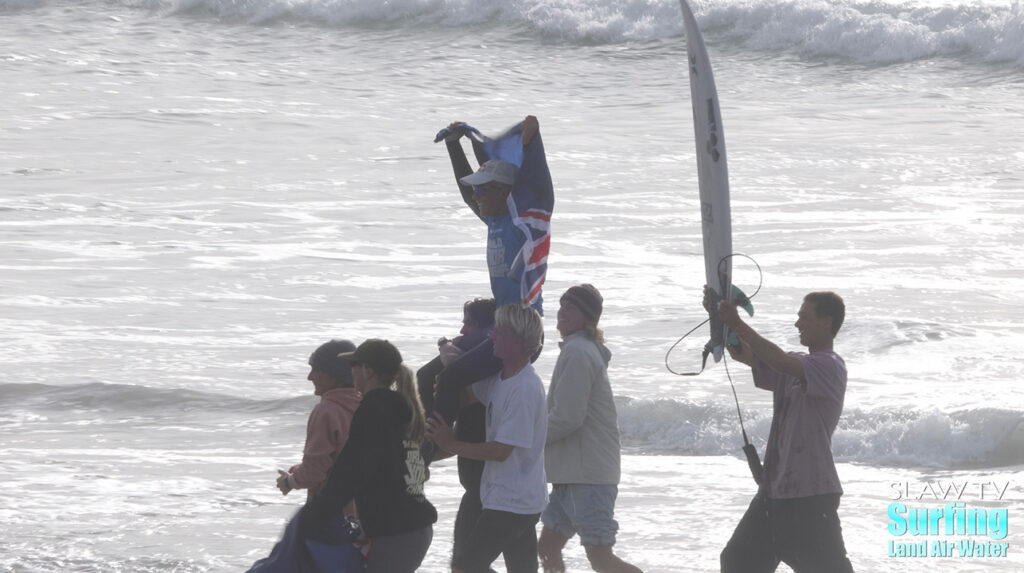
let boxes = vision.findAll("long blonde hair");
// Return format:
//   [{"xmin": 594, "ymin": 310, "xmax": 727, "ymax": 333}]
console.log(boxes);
[
  {"xmin": 392, "ymin": 364, "xmax": 426, "ymax": 443},
  {"xmin": 582, "ymin": 322, "xmax": 606, "ymax": 344}
]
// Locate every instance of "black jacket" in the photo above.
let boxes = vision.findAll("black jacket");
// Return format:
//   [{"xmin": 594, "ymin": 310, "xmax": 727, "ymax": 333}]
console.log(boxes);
[{"xmin": 306, "ymin": 388, "xmax": 436, "ymax": 538}]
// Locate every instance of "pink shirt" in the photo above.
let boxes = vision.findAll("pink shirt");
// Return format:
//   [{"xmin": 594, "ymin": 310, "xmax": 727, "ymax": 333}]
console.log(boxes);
[
  {"xmin": 289, "ymin": 387, "xmax": 361, "ymax": 497},
  {"xmin": 753, "ymin": 351, "xmax": 847, "ymax": 499}
]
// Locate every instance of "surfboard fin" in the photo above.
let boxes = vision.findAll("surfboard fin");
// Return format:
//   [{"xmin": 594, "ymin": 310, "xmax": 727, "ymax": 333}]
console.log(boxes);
[
  {"xmin": 725, "ymin": 285, "xmax": 754, "ymax": 348},
  {"xmin": 732, "ymin": 285, "xmax": 753, "ymax": 316}
]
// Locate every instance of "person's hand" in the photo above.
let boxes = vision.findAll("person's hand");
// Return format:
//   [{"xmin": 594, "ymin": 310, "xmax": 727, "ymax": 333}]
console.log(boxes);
[
  {"xmin": 521, "ymin": 115, "xmax": 539, "ymax": 145},
  {"xmin": 445, "ymin": 121, "xmax": 466, "ymax": 142},
  {"xmin": 725, "ymin": 337, "xmax": 753, "ymax": 364},
  {"xmin": 718, "ymin": 300, "xmax": 742, "ymax": 329},
  {"xmin": 439, "ymin": 341, "xmax": 464, "ymax": 367},
  {"xmin": 276, "ymin": 470, "xmax": 292, "ymax": 495},
  {"xmin": 702, "ymin": 285, "xmax": 712, "ymax": 312},
  {"xmin": 425, "ymin": 412, "xmax": 455, "ymax": 451}
]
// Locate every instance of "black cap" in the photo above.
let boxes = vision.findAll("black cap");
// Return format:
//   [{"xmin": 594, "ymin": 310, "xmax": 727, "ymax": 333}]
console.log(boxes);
[{"xmin": 338, "ymin": 339, "xmax": 402, "ymax": 381}]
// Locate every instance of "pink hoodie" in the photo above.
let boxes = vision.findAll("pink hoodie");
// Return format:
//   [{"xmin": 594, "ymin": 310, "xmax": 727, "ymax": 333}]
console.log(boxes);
[{"xmin": 288, "ymin": 387, "xmax": 361, "ymax": 496}]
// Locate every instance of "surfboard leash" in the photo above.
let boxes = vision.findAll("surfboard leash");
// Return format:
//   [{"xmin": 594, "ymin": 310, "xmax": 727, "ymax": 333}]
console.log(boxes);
[
  {"xmin": 663, "ymin": 252, "xmax": 763, "ymax": 376},
  {"xmin": 664, "ymin": 252, "xmax": 765, "ymax": 484}
]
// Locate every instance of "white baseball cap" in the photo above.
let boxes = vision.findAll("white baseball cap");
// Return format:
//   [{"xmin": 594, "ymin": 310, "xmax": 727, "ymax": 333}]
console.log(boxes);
[{"xmin": 460, "ymin": 159, "xmax": 519, "ymax": 187}]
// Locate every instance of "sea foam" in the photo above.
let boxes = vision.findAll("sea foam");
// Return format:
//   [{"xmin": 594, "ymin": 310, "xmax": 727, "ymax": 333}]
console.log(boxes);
[
  {"xmin": 616, "ymin": 396, "xmax": 1022, "ymax": 469},
  {"xmin": 4, "ymin": 382, "xmax": 1017, "ymax": 469},
  {"xmin": 80, "ymin": 0, "xmax": 1024, "ymax": 65}
]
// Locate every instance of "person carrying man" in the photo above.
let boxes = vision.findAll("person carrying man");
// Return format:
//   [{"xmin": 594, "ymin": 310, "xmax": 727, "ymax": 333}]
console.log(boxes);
[
  {"xmin": 426, "ymin": 304, "xmax": 548, "ymax": 573},
  {"xmin": 416, "ymin": 297, "xmax": 508, "ymax": 570}
]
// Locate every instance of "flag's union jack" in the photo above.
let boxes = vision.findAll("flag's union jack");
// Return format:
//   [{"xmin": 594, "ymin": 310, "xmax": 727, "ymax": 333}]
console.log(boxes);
[{"xmin": 436, "ymin": 120, "xmax": 554, "ymax": 311}]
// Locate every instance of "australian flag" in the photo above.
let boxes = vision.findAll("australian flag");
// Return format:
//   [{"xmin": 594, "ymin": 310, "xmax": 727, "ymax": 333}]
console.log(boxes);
[{"xmin": 436, "ymin": 120, "xmax": 554, "ymax": 308}]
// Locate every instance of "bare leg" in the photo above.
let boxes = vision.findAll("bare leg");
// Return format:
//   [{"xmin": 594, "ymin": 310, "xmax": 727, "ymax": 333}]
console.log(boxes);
[
  {"xmin": 538, "ymin": 526, "xmax": 569, "ymax": 573},
  {"xmin": 584, "ymin": 545, "xmax": 644, "ymax": 573}
]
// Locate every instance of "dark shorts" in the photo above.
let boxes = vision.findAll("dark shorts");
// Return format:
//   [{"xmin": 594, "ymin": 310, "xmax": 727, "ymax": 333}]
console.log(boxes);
[
  {"xmin": 453, "ymin": 508, "xmax": 540, "ymax": 573},
  {"xmin": 721, "ymin": 493, "xmax": 855, "ymax": 573}
]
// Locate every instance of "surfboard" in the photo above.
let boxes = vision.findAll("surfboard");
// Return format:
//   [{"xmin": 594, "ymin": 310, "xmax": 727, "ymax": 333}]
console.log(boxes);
[{"xmin": 679, "ymin": 0, "xmax": 734, "ymax": 363}]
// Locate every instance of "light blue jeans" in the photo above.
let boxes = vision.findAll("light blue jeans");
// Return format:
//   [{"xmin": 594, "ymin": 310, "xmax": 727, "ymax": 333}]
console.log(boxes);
[{"xmin": 541, "ymin": 484, "xmax": 619, "ymax": 547}]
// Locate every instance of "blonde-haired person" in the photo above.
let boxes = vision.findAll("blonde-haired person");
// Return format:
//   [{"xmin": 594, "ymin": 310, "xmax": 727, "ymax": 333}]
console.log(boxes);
[
  {"xmin": 427, "ymin": 304, "xmax": 549, "ymax": 573},
  {"xmin": 538, "ymin": 285, "xmax": 643, "ymax": 573},
  {"xmin": 305, "ymin": 339, "xmax": 436, "ymax": 573}
]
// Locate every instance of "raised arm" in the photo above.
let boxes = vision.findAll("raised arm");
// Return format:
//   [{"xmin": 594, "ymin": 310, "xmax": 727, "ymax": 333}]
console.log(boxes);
[
  {"xmin": 443, "ymin": 122, "xmax": 484, "ymax": 220},
  {"xmin": 512, "ymin": 115, "xmax": 553, "ymax": 207},
  {"xmin": 719, "ymin": 301, "xmax": 805, "ymax": 380}
]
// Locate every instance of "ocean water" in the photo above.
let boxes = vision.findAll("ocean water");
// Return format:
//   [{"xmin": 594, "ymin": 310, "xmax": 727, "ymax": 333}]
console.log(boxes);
[{"xmin": 2, "ymin": 0, "xmax": 1023, "ymax": 571}]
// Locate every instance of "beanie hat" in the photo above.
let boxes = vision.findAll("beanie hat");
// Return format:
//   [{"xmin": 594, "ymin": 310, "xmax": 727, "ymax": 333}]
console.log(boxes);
[{"xmin": 560, "ymin": 284, "xmax": 603, "ymax": 323}]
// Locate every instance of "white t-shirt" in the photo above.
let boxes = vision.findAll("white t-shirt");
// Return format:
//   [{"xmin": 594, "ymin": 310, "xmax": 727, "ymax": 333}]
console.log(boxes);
[{"xmin": 473, "ymin": 363, "xmax": 548, "ymax": 514}]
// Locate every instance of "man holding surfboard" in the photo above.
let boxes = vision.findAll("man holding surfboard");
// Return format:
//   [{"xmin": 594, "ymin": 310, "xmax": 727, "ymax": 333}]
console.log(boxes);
[{"xmin": 712, "ymin": 290, "xmax": 855, "ymax": 573}]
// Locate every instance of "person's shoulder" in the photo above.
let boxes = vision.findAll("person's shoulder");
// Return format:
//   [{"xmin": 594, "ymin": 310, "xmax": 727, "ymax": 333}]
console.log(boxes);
[
  {"xmin": 518, "ymin": 365, "xmax": 546, "ymax": 396},
  {"xmin": 473, "ymin": 372, "xmax": 501, "ymax": 399},
  {"xmin": 560, "ymin": 332, "xmax": 595, "ymax": 352},
  {"xmin": 496, "ymin": 365, "xmax": 542, "ymax": 393},
  {"xmin": 806, "ymin": 350, "xmax": 845, "ymax": 366},
  {"xmin": 801, "ymin": 351, "xmax": 847, "ymax": 382},
  {"xmin": 519, "ymin": 363, "xmax": 543, "ymax": 381},
  {"xmin": 357, "ymin": 388, "xmax": 393, "ymax": 410},
  {"xmin": 561, "ymin": 333, "xmax": 606, "ymax": 361},
  {"xmin": 477, "ymin": 371, "xmax": 502, "ymax": 389},
  {"xmin": 321, "ymin": 387, "xmax": 362, "ymax": 409},
  {"xmin": 561, "ymin": 331, "xmax": 588, "ymax": 347}
]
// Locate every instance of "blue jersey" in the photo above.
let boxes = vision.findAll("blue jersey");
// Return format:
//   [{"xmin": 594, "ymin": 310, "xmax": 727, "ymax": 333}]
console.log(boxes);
[
  {"xmin": 439, "ymin": 120, "xmax": 554, "ymax": 315},
  {"xmin": 485, "ymin": 213, "xmax": 543, "ymax": 315}
]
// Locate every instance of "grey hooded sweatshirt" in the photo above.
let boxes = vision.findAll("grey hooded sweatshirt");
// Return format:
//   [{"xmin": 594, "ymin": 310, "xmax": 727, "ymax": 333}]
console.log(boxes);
[{"xmin": 544, "ymin": 331, "xmax": 621, "ymax": 485}]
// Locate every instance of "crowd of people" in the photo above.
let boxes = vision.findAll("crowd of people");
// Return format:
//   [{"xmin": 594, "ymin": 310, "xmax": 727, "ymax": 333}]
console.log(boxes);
[{"xmin": 247, "ymin": 116, "xmax": 855, "ymax": 573}]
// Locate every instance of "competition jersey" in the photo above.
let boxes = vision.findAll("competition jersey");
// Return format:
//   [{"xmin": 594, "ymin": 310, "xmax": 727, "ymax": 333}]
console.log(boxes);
[
  {"xmin": 440, "ymin": 120, "xmax": 553, "ymax": 315},
  {"xmin": 485, "ymin": 213, "xmax": 543, "ymax": 315}
]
